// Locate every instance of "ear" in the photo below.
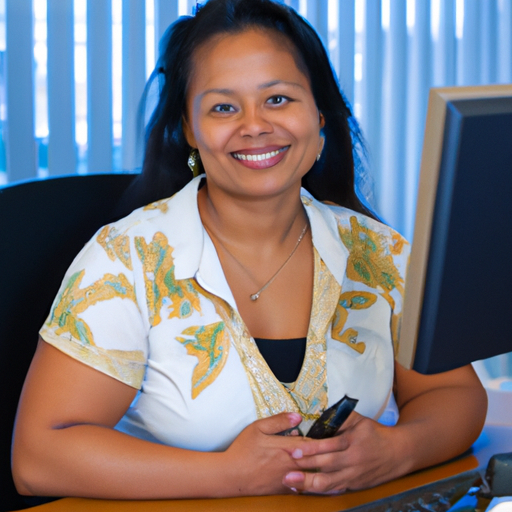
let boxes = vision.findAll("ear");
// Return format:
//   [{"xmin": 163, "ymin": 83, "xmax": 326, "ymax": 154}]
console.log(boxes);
[
  {"xmin": 319, "ymin": 112, "xmax": 325, "ymax": 129},
  {"xmin": 182, "ymin": 116, "xmax": 197, "ymax": 148},
  {"xmin": 318, "ymin": 135, "xmax": 325, "ymax": 153}
]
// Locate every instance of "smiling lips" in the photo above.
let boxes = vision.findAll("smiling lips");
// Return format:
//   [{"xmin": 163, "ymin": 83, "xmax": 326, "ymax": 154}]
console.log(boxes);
[{"xmin": 231, "ymin": 146, "xmax": 289, "ymax": 169}]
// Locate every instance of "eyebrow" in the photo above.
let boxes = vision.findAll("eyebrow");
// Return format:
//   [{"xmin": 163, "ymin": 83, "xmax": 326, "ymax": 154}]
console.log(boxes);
[
  {"xmin": 258, "ymin": 80, "xmax": 305, "ymax": 91},
  {"xmin": 199, "ymin": 80, "xmax": 305, "ymax": 99}
]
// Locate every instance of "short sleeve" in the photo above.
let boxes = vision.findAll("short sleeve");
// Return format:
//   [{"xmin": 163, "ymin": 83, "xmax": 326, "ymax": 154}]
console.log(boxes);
[{"xmin": 40, "ymin": 224, "xmax": 148, "ymax": 389}]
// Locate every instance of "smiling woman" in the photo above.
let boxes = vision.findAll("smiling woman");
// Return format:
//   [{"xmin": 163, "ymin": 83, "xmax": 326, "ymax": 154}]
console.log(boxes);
[{"xmin": 11, "ymin": 0, "xmax": 486, "ymax": 501}]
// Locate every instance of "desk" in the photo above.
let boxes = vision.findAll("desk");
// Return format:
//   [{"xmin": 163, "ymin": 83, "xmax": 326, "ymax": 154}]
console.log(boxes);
[{"xmin": 22, "ymin": 425, "xmax": 512, "ymax": 512}]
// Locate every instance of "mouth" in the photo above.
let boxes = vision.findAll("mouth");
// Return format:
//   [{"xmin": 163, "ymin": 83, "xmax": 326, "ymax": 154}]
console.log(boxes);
[{"xmin": 231, "ymin": 146, "xmax": 289, "ymax": 169}]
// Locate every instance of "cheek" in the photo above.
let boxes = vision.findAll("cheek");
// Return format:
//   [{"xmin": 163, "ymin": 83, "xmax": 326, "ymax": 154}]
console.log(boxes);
[
  {"xmin": 290, "ymin": 118, "xmax": 322, "ymax": 153},
  {"xmin": 193, "ymin": 119, "xmax": 233, "ymax": 154},
  {"xmin": 286, "ymin": 107, "xmax": 322, "ymax": 140}
]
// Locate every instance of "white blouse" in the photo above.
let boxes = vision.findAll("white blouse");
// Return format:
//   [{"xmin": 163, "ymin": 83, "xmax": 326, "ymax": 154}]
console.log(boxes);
[{"xmin": 40, "ymin": 176, "xmax": 409, "ymax": 451}]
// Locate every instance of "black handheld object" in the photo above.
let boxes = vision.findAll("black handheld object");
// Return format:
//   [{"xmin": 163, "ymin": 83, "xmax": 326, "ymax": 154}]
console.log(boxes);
[{"xmin": 305, "ymin": 395, "xmax": 358, "ymax": 439}]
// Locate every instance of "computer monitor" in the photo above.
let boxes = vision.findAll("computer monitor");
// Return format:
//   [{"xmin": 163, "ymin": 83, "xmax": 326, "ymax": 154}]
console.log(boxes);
[{"xmin": 398, "ymin": 84, "xmax": 512, "ymax": 374}]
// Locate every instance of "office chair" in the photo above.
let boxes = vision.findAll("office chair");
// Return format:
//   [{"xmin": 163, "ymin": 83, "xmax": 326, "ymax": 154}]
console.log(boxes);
[{"xmin": 0, "ymin": 173, "xmax": 136, "ymax": 511}]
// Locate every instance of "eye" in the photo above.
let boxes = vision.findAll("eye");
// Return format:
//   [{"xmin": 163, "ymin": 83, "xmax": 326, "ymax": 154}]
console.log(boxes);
[
  {"xmin": 212, "ymin": 104, "xmax": 235, "ymax": 113},
  {"xmin": 266, "ymin": 95, "xmax": 290, "ymax": 106}
]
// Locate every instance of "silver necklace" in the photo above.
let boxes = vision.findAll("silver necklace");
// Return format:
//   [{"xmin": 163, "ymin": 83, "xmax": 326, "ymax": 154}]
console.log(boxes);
[
  {"xmin": 205, "ymin": 221, "xmax": 309, "ymax": 301},
  {"xmin": 249, "ymin": 222, "xmax": 309, "ymax": 301}
]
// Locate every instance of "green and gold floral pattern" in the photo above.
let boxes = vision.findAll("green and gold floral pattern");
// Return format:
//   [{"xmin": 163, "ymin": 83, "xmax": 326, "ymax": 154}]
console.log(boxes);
[
  {"xmin": 338, "ymin": 215, "xmax": 407, "ymax": 354},
  {"xmin": 176, "ymin": 322, "xmax": 229, "ymax": 399},
  {"xmin": 332, "ymin": 291, "xmax": 377, "ymax": 354},
  {"xmin": 48, "ymin": 269, "xmax": 136, "ymax": 346},
  {"xmin": 135, "ymin": 232, "xmax": 201, "ymax": 326},
  {"xmin": 97, "ymin": 225, "xmax": 132, "ymax": 270}
]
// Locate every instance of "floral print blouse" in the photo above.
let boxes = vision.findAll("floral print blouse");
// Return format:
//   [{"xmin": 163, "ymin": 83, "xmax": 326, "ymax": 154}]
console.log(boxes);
[{"xmin": 40, "ymin": 176, "xmax": 409, "ymax": 450}]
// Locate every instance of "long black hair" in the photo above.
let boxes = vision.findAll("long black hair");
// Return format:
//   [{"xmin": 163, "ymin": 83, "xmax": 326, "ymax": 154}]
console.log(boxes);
[{"xmin": 119, "ymin": 0, "xmax": 378, "ymax": 220}]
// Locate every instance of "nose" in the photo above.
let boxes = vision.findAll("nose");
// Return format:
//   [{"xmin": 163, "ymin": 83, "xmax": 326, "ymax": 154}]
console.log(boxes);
[{"xmin": 239, "ymin": 107, "xmax": 273, "ymax": 137}]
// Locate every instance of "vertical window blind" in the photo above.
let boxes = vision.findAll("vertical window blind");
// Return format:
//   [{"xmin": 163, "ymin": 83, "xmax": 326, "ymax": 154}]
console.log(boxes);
[
  {"xmin": 0, "ymin": 0, "xmax": 511, "ymax": 375},
  {"xmin": 1, "ymin": 0, "xmax": 511, "ymax": 238},
  {"xmin": 0, "ymin": 0, "xmax": 510, "ymax": 216}
]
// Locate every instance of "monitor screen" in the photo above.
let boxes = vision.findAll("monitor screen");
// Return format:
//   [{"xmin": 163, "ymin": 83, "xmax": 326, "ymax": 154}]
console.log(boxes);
[{"xmin": 398, "ymin": 84, "xmax": 512, "ymax": 374}]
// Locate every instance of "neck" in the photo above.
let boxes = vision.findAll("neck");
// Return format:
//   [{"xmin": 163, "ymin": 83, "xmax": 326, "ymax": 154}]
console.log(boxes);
[{"xmin": 197, "ymin": 181, "xmax": 308, "ymax": 248}]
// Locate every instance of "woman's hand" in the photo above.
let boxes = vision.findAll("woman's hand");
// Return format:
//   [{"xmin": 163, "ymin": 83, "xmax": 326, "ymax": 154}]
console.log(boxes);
[
  {"xmin": 222, "ymin": 412, "xmax": 310, "ymax": 496},
  {"xmin": 282, "ymin": 363, "xmax": 487, "ymax": 495},
  {"xmin": 281, "ymin": 412, "xmax": 404, "ymax": 494}
]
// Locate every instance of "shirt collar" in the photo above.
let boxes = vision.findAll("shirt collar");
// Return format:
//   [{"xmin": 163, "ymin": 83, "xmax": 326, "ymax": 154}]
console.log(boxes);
[
  {"xmin": 164, "ymin": 175, "xmax": 205, "ymax": 281},
  {"xmin": 300, "ymin": 189, "xmax": 348, "ymax": 286}
]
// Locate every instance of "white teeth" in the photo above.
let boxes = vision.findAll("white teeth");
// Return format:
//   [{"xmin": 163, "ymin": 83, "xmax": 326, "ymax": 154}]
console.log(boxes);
[{"xmin": 232, "ymin": 148, "xmax": 284, "ymax": 161}]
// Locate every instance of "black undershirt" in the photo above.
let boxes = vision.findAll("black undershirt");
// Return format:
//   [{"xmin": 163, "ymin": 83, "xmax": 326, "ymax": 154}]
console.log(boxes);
[{"xmin": 253, "ymin": 337, "xmax": 307, "ymax": 383}]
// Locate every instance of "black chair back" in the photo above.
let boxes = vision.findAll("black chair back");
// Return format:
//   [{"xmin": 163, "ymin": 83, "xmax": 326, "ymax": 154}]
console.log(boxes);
[{"xmin": 0, "ymin": 174, "xmax": 136, "ymax": 511}]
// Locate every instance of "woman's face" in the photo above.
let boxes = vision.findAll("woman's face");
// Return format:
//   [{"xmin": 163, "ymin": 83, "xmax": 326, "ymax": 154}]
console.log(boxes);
[{"xmin": 184, "ymin": 28, "xmax": 324, "ymax": 201}]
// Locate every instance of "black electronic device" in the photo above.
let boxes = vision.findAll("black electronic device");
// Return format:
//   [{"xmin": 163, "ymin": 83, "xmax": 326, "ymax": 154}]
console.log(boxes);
[
  {"xmin": 277, "ymin": 395, "xmax": 358, "ymax": 438},
  {"xmin": 305, "ymin": 395, "xmax": 358, "ymax": 439}
]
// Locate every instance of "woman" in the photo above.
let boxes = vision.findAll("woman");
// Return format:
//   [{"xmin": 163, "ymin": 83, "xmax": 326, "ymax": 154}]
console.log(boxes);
[{"xmin": 12, "ymin": 0, "xmax": 486, "ymax": 498}]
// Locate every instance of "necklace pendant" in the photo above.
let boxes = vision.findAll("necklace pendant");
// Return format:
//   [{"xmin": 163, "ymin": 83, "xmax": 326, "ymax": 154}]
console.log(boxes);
[{"xmin": 250, "ymin": 293, "xmax": 260, "ymax": 301}]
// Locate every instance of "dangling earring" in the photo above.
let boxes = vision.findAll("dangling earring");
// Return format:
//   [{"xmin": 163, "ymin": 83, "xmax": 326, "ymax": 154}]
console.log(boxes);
[
  {"xmin": 316, "ymin": 136, "xmax": 325, "ymax": 161},
  {"xmin": 188, "ymin": 148, "xmax": 200, "ymax": 177}
]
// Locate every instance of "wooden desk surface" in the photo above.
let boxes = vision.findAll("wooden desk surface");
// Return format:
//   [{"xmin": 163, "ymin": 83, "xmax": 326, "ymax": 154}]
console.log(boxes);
[{"xmin": 22, "ymin": 425, "xmax": 512, "ymax": 512}]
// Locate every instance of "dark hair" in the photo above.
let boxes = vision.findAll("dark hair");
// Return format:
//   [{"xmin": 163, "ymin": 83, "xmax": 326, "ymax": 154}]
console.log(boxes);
[{"xmin": 120, "ymin": 0, "xmax": 378, "ymax": 220}]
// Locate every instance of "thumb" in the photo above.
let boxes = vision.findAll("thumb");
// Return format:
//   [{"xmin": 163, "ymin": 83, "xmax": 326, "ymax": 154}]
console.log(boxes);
[
  {"xmin": 338, "ymin": 410, "xmax": 364, "ymax": 433},
  {"xmin": 257, "ymin": 412, "xmax": 303, "ymax": 435}
]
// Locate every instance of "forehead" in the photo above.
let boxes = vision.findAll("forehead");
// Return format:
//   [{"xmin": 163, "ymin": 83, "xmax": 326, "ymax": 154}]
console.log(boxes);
[{"xmin": 187, "ymin": 28, "xmax": 310, "ymax": 94}]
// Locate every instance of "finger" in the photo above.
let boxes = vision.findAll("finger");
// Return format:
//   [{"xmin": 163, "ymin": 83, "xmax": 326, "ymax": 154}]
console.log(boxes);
[
  {"xmin": 292, "ymin": 432, "xmax": 350, "ymax": 458},
  {"xmin": 283, "ymin": 470, "xmax": 346, "ymax": 495},
  {"xmin": 293, "ymin": 450, "xmax": 349, "ymax": 473},
  {"xmin": 257, "ymin": 412, "xmax": 303, "ymax": 435},
  {"xmin": 336, "ymin": 410, "xmax": 364, "ymax": 433}
]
